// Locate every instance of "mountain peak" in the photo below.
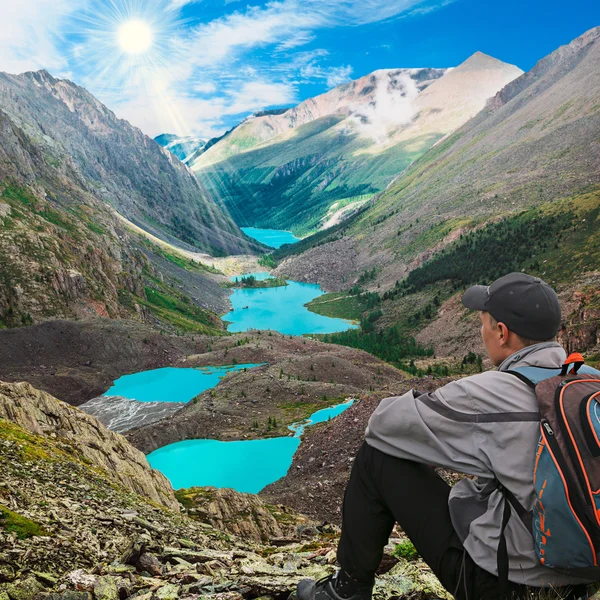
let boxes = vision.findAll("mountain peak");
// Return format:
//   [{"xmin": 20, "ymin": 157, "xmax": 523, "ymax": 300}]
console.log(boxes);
[{"xmin": 457, "ymin": 51, "xmax": 521, "ymax": 72}]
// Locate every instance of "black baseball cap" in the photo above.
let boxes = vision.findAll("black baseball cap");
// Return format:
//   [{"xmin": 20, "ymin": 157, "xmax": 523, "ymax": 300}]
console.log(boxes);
[{"xmin": 462, "ymin": 272, "xmax": 561, "ymax": 340}]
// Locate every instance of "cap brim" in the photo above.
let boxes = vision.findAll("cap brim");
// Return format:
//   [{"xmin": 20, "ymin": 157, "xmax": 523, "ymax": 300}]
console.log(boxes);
[{"xmin": 462, "ymin": 285, "xmax": 488, "ymax": 311}]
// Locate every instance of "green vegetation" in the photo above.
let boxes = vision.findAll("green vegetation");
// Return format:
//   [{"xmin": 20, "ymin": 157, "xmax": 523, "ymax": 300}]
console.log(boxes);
[
  {"xmin": 387, "ymin": 192, "xmax": 600, "ymax": 299},
  {"xmin": 87, "ymin": 222, "xmax": 107, "ymax": 235},
  {"xmin": 195, "ymin": 110, "xmax": 441, "ymax": 235},
  {"xmin": 393, "ymin": 540, "xmax": 419, "ymax": 561},
  {"xmin": 258, "ymin": 254, "xmax": 278, "ymax": 268},
  {"xmin": 140, "ymin": 286, "xmax": 223, "ymax": 334},
  {"xmin": 320, "ymin": 327, "xmax": 433, "ymax": 366},
  {"xmin": 227, "ymin": 275, "xmax": 288, "ymax": 288},
  {"xmin": 306, "ymin": 292, "xmax": 365, "ymax": 320},
  {"xmin": 139, "ymin": 238, "xmax": 221, "ymax": 274},
  {"xmin": 0, "ymin": 505, "xmax": 49, "ymax": 539}
]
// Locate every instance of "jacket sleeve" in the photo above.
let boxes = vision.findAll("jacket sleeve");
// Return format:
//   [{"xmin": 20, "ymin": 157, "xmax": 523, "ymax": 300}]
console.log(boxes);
[{"xmin": 364, "ymin": 379, "xmax": 494, "ymax": 478}]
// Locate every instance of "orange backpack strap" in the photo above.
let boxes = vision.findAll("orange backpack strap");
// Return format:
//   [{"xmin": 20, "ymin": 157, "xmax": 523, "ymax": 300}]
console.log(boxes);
[{"xmin": 560, "ymin": 352, "xmax": 585, "ymax": 376}]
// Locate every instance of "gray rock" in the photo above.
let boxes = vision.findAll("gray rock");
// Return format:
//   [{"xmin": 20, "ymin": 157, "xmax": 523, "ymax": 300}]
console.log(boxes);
[
  {"xmin": 0, "ymin": 565, "xmax": 15, "ymax": 583},
  {"xmin": 136, "ymin": 554, "xmax": 163, "ymax": 577},
  {"xmin": 4, "ymin": 577, "xmax": 46, "ymax": 600},
  {"xmin": 93, "ymin": 577, "xmax": 119, "ymax": 600},
  {"xmin": 154, "ymin": 584, "xmax": 179, "ymax": 600}
]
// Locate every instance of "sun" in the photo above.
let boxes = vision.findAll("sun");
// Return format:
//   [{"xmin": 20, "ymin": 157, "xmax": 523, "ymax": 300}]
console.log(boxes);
[{"xmin": 117, "ymin": 20, "xmax": 153, "ymax": 55}]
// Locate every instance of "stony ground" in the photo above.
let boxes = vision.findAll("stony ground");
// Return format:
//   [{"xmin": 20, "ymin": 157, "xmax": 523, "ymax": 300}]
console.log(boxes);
[{"xmin": 0, "ymin": 320, "xmax": 211, "ymax": 406}]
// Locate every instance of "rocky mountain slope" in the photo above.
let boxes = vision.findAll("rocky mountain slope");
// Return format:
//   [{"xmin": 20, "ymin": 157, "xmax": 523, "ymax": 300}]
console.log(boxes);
[
  {"xmin": 0, "ymin": 381, "xmax": 178, "ymax": 510},
  {"xmin": 0, "ymin": 71, "xmax": 261, "ymax": 329},
  {"xmin": 154, "ymin": 134, "xmax": 207, "ymax": 164},
  {"xmin": 0, "ymin": 319, "xmax": 212, "ymax": 405},
  {"xmin": 0, "ymin": 70, "xmax": 254, "ymax": 256},
  {"xmin": 277, "ymin": 27, "xmax": 600, "ymax": 291},
  {"xmin": 192, "ymin": 56, "xmax": 522, "ymax": 235}
]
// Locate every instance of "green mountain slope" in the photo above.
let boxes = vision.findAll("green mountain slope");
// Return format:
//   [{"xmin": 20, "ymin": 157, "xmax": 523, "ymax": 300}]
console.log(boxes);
[
  {"xmin": 273, "ymin": 27, "xmax": 600, "ymax": 362},
  {"xmin": 193, "ymin": 56, "xmax": 522, "ymax": 236},
  {"xmin": 277, "ymin": 26, "xmax": 600, "ymax": 291}
]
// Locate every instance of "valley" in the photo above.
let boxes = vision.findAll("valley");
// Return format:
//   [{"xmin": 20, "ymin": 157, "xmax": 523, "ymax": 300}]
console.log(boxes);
[{"xmin": 1, "ymin": 19, "xmax": 600, "ymax": 600}]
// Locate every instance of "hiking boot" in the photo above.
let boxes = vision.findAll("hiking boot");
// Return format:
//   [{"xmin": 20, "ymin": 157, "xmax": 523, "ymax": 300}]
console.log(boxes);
[{"xmin": 295, "ymin": 571, "xmax": 373, "ymax": 600}]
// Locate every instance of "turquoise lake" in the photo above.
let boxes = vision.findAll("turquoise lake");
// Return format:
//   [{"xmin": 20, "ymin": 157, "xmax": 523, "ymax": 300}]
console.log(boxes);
[
  {"xmin": 147, "ymin": 400, "xmax": 354, "ymax": 492},
  {"xmin": 103, "ymin": 364, "xmax": 262, "ymax": 403},
  {"xmin": 223, "ymin": 275, "xmax": 357, "ymax": 335},
  {"xmin": 241, "ymin": 227, "xmax": 300, "ymax": 249}
]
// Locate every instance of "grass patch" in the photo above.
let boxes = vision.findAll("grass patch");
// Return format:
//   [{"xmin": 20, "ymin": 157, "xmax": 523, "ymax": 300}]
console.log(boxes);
[
  {"xmin": 226, "ymin": 275, "xmax": 288, "ymax": 288},
  {"xmin": 0, "ymin": 505, "xmax": 49, "ymax": 539},
  {"xmin": 88, "ymin": 222, "xmax": 107, "ymax": 235},
  {"xmin": 306, "ymin": 292, "xmax": 365, "ymax": 320},
  {"xmin": 0, "ymin": 419, "xmax": 52, "ymax": 461},
  {"xmin": 392, "ymin": 540, "xmax": 419, "ymax": 561},
  {"xmin": 0, "ymin": 184, "xmax": 37, "ymax": 207},
  {"xmin": 38, "ymin": 208, "xmax": 75, "ymax": 232},
  {"xmin": 141, "ymin": 286, "xmax": 224, "ymax": 334}
]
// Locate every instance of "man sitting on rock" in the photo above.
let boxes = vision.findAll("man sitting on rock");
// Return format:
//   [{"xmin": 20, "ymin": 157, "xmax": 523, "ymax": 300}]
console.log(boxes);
[{"xmin": 296, "ymin": 273, "xmax": 592, "ymax": 600}]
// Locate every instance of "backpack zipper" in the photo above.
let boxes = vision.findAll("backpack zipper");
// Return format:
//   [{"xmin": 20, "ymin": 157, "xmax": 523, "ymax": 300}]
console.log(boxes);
[
  {"xmin": 579, "ymin": 394, "xmax": 600, "ymax": 458},
  {"xmin": 539, "ymin": 418, "xmax": 598, "ymax": 562}
]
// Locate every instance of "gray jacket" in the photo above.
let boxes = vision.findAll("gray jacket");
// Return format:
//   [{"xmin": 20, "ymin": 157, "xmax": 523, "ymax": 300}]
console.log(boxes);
[{"xmin": 365, "ymin": 342, "xmax": 590, "ymax": 587}]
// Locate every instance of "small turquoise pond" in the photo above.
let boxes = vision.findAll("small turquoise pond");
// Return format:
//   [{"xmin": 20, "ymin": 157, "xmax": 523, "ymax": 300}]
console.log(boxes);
[
  {"xmin": 223, "ymin": 278, "xmax": 357, "ymax": 335},
  {"xmin": 241, "ymin": 227, "xmax": 300, "ymax": 249},
  {"xmin": 147, "ymin": 400, "xmax": 354, "ymax": 492},
  {"xmin": 103, "ymin": 364, "xmax": 262, "ymax": 403}
]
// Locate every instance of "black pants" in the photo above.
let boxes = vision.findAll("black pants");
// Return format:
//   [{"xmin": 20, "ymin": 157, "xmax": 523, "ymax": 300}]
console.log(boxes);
[{"xmin": 336, "ymin": 442, "xmax": 567, "ymax": 600}]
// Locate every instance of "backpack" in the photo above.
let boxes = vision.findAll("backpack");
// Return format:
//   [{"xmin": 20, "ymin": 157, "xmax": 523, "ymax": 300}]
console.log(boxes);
[{"xmin": 503, "ymin": 352, "xmax": 600, "ymax": 582}]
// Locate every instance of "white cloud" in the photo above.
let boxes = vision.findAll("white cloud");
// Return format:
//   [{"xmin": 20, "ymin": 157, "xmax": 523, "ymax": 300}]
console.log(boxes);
[
  {"xmin": 348, "ymin": 71, "xmax": 420, "ymax": 142},
  {"xmin": 193, "ymin": 81, "xmax": 218, "ymax": 94},
  {"xmin": 0, "ymin": 0, "xmax": 79, "ymax": 74},
  {"xmin": 326, "ymin": 65, "xmax": 353, "ymax": 88},
  {"xmin": 0, "ymin": 0, "xmax": 451, "ymax": 138},
  {"xmin": 185, "ymin": 3, "xmax": 321, "ymax": 68},
  {"xmin": 224, "ymin": 81, "xmax": 296, "ymax": 115},
  {"xmin": 299, "ymin": 63, "xmax": 353, "ymax": 88}
]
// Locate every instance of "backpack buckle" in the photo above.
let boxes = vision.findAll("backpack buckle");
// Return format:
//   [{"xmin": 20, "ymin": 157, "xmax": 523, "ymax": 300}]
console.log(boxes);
[{"xmin": 561, "ymin": 352, "xmax": 585, "ymax": 376}]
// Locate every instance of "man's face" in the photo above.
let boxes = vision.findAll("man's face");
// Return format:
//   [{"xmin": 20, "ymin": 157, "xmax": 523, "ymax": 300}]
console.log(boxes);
[{"xmin": 480, "ymin": 311, "xmax": 505, "ymax": 366}]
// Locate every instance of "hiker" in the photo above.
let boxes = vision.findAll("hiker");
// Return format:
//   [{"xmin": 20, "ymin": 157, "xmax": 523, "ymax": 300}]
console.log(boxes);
[{"xmin": 296, "ymin": 273, "xmax": 600, "ymax": 600}]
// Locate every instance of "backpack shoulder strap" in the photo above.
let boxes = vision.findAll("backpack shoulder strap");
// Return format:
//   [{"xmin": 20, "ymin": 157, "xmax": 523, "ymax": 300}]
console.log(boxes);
[
  {"xmin": 507, "ymin": 366, "xmax": 562, "ymax": 387},
  {"xmin": 508, "ymin": 363, "xmax": 600, "ymax": 388}
]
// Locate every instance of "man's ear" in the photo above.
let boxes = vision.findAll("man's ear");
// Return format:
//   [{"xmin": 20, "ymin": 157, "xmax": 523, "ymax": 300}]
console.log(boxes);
[{"xmin": 497, "ymin": 321, "xmax": 510, "ymax": 345}]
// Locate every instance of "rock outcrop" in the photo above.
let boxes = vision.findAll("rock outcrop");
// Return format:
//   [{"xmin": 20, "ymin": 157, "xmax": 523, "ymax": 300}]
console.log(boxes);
[
  {"xmin": 0, "ymin": 381, "xmax": 178, "ymax": 511},
  {"xmin": 175, "ymin": 487, "xmax": 311, "ymax": 543}
]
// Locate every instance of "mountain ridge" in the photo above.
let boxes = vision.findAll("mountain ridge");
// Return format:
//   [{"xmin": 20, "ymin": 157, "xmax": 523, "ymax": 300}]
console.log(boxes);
[
  {"xmin": 192, "ymin": 54, "xmax": 522, "ymax": 235},
  {"xmin": 276, "ymin": 26, "xmax": 600, "ymax": 291},
  {"xmin": 0, "ymin": 69, "xmax": 256, "ymax": 256}
]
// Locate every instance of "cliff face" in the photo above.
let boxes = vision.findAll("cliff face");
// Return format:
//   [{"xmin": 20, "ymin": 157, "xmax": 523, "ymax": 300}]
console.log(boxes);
[
  {"xmin": 0, "ymin": 70, "xmax": 254, "ymax": 257},
  {"xmin": 0, "ymin": 99, "xmax": 231, "ymax": 329},
  {"xmin": 0, "ymin": 381, "xmax": 179, "ymax": 511}
]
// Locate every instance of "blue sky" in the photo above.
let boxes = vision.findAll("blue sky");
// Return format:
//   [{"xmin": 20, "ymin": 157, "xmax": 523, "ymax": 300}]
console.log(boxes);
[{"xmin": 0, "ymin": 0, "xmax": 598, "ymax": 138}]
